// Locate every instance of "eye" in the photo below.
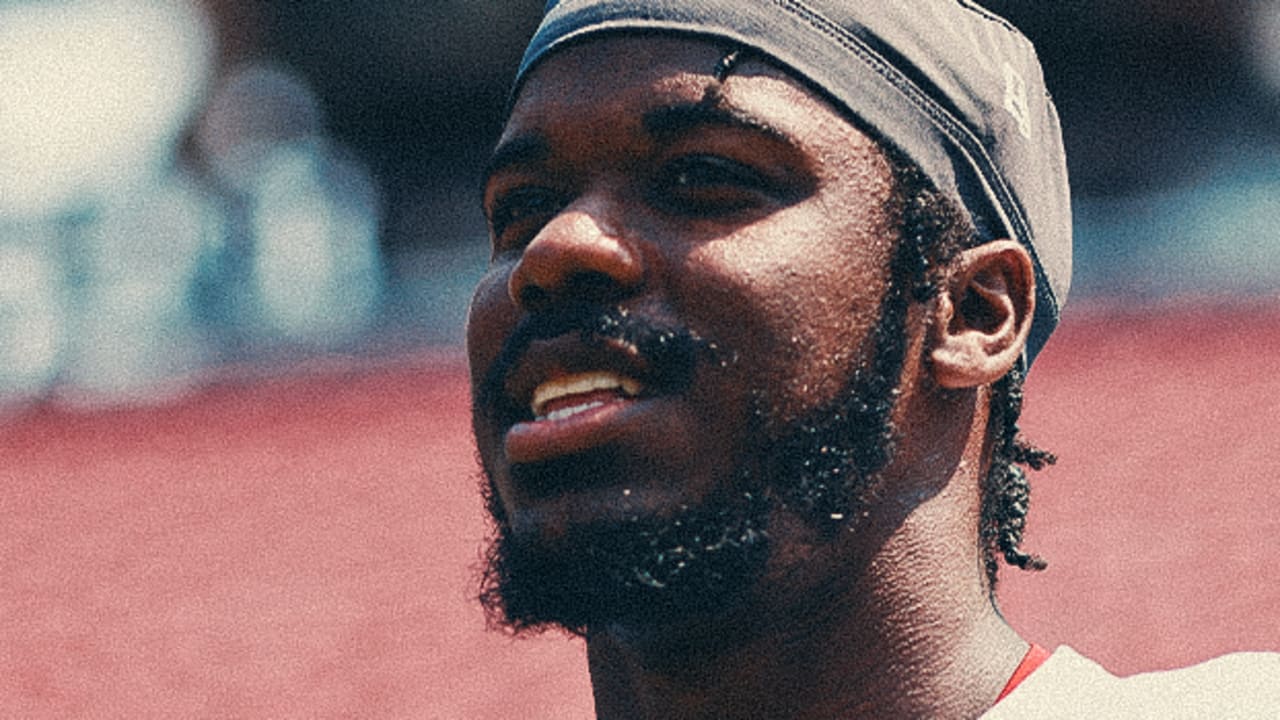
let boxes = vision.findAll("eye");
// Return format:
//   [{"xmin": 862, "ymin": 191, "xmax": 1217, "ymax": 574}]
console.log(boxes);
[
  {"xmin": 487, "ymin": 186, "xmax": 566, "ymax": 252},
  {"xmin": 652, "ymin": 154, "xmax": 775, "ymax": 217}
]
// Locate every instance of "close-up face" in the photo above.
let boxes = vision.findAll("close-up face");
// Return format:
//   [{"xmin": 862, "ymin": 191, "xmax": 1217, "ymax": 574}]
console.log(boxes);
[{"xmin": 467, "ymin": 35, "xmax": 912, "ymax": 630}]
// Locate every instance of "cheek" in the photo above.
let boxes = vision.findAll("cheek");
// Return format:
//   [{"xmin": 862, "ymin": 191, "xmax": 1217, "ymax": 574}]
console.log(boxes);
[
  {"xmin": 465, "ymin": 265, "xmax": 518, "ymax": 385},
  {"xmin": 674, "ymin": 215, "xmax": 894, "ymax": 423},
  {"xmin": 466, "ymin": 265, "xmax": 522, "ymax": 472}
]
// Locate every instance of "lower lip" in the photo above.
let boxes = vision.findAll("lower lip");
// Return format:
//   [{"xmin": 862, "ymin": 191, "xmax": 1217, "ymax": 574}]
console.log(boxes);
[{"xmin": 504, "ymin": 397, "xmax": 654, "ymax": 464}]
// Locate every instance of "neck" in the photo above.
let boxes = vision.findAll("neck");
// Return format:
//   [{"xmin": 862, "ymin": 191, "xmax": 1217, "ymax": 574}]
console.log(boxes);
[{"xmin": 585, "ymin": 462, "xmax": 1026, "ymax": 719}]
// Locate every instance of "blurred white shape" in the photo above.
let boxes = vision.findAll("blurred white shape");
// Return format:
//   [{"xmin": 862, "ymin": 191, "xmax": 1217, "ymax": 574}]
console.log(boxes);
[
  {"xmin": 250, "ymin": 144, "xmax": 383, "ymax": 343},
  {"xmin": 196, "ymin": 63, "xmax": 326, "ymax": 193},
  {"xmin": 192, "ymin": 60, "xmax": 386, "ymax": 349},
  {"xmin": 0, "ymin": 0, "xmax": 213, "ymax": 217},
  {"xmin": 57, "ymin": 177, "xmax": 217, "ymax": 408},
  {"xmin": 0, "ymin": 229, "xmax": 67, "ymax": 405}
]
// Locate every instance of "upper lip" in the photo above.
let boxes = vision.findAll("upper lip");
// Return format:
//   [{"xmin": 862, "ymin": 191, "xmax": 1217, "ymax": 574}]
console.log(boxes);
[{"xmin": 499, "ymin": 334, "xmax": 654, "ymax": 425}]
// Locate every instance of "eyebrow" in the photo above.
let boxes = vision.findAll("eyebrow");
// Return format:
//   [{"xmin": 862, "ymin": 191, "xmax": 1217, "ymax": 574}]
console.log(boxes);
[
  {"xmin": 641, "ymin": 99, "xmax": 796, "ymax": 147},
  {"xmin": 480, "ymin": 134, "xmax": 551, "ymax": 201},
  {"xmin": 479, "ymin": 97, "xmax": 801, "ymax": 202}
]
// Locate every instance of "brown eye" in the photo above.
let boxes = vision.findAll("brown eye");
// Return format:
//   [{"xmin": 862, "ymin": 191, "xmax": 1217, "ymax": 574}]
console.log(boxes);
[
  {"xmin": 488, "ymin": 187, "xmax": 566, "ymax": 251},
  {"xmin": 653, "ymin": 154, "xmax": 773, "ymax": 216}
]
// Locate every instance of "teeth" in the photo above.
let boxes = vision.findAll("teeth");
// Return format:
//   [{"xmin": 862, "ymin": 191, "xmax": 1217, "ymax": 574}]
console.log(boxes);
[
  {"xmin": 531, "ymin": 371, "xmax": 642, "ymax": 419},
  {"xmin": 544, "ymin": 401, "xmax": 606, "ymax": 422}
]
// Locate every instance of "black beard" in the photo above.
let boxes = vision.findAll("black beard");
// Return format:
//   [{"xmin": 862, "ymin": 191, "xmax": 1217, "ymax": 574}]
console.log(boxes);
[
  {"xmin": 480, "ymin": 473, "xmax": 771, "ymax": 634},
  {"xmin": 477, "ymin": 280, "xmax": 911, "ymax": 636}
]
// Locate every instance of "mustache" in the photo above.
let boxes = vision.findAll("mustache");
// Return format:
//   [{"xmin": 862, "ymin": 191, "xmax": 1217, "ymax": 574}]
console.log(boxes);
[{"xmin": 476, "ymin": 304, "xmax": 718, "ymax": 420}]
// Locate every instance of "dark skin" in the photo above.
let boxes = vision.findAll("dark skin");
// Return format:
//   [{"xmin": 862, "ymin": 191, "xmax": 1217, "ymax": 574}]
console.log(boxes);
[{"xmin": 469, "ymin": 36, "xmax": 1038, "ymax": 720}]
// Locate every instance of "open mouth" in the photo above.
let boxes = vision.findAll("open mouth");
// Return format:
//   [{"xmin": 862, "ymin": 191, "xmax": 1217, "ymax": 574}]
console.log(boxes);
[
  {"xmin": 531, "ymin": 371, "xmax": 644, "ymax": 421},
  {"xmin": 497, "ymin": 333, "xmax": 654, "ymax": 425},
  {"xmin": 496, "ymin": 335, "xmax": 681, "ymax": 466},
  {"xmin": 504, "ymin": 369, "xmax": 651, "ymax": 465},
  {"xmin": 476, "ymin": 305, "xmax": 712, "ymax": 467}
]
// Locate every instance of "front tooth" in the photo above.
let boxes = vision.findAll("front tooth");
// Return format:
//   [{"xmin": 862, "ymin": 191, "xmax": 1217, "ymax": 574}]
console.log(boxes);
[
  {"xmin": 545, "ymin": 400, "xmax": 606, "ymax": 422},
  {"xmin": 531, "ymin": 371, "xmax": 642, "ymax": 417}
]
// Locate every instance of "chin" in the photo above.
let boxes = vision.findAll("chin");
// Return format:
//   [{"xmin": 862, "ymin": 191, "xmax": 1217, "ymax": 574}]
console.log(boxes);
[{"xmin": 479, "ymin": 466, "xmax": 773, "ymax": 635}]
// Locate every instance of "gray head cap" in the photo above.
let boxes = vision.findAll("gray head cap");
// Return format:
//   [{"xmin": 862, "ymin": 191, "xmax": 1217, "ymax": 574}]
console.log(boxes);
[{"xmin": 515, "ymin": 0, "xmax": 1072, "ymax": 366}]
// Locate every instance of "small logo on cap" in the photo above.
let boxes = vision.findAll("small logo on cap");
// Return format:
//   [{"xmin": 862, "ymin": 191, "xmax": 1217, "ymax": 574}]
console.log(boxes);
[{"xmin": 1003, "ymin": 62, "xmax": 1032, "ymax": 140}]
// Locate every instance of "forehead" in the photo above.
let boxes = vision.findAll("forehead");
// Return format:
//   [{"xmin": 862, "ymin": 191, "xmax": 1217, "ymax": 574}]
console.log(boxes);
[{"xmin": 499, "ymin": 34, "xmax": 875, "ymax": 160}]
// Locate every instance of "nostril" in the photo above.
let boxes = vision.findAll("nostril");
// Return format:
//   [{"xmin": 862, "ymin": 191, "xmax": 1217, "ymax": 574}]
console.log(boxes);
[
  {"xmin": 565, "ymin": 271, "xmax": 625, "ymax": 303},
  {"xmin": 517, "ymin": 271, "xmax": 631, "ymax": 311}
]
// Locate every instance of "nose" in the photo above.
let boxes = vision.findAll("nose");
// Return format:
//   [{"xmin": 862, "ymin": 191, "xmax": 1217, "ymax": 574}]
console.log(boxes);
[{"xmin": 507, "ymin": 204, "xmax": 645, "ymax": 311}]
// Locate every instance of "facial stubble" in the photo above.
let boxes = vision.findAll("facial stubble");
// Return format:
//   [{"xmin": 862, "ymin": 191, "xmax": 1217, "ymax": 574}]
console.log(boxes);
[{"xmin": 477, "ymin": 276, "xmax": 911, "ymax": 636}]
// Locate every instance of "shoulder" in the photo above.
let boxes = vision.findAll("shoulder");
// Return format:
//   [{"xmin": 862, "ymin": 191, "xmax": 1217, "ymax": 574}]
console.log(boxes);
[{"xmin": 982, "ymin": 646, "xmax": 1280, "ymax": 719}]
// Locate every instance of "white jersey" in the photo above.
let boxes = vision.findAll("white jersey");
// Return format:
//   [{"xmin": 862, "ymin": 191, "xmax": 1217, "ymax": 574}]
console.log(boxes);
[{"xmin": 982, "ymin": 646, "xmax": 1280, "ymax": 719}]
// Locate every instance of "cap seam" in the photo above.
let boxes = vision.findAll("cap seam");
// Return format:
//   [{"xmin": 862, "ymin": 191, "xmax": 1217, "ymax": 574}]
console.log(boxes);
[
  {"xmin": 515, "ymin": 1, "xmax": 1065, "ymax": 334},
  {"xmin": 954, "ymin": 0, "xmax": 1024, "ymax": 38},
  {"xmin": 766, "ymin": 0, "xmax": 1060, "ymax": 320}
]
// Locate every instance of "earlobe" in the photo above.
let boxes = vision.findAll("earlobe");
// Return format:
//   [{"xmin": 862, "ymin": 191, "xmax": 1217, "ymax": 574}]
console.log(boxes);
[{"xmin": 929, "ymin": 240, "xmax": 1035, "ymax": 389}]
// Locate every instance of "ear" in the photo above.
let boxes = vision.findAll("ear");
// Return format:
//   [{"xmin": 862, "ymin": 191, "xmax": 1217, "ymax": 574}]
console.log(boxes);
[{"xmin": 929, "ymin": 240, "xmax": 1035, "ymax": 389}]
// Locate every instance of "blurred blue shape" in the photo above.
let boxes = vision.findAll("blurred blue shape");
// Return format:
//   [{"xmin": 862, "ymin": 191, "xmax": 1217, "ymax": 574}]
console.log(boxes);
[
  {"xmin": 196, "ymin": 63, "xmax": 326, "ymax": 194},
  {"xmin": 192, "ymin": 61, "xmax": 386, "ymax": 349},
  {"xmin": 56, "ymin": 178, "xmax": 220, "ymax": 408},
  {"xmin": 1073, "ymin": 142, "xmax": 1280, "ymax": 298},
  {"xmin": 248, "ymin": 143, "xmax": 384, "ymax": 345},
  {"xmin": 0, "ymin": 223, "xmax": 68, "ymax": 407}
]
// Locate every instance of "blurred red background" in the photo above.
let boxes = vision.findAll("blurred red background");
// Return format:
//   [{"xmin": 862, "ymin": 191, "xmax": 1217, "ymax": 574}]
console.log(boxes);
[
  {"xmin": 3, "ymin": 300, "xmax": 1278, "ymax": 718},
  {"xmin": 3, "ymin": 1, "xmax": 1278, "ymax": 717}
]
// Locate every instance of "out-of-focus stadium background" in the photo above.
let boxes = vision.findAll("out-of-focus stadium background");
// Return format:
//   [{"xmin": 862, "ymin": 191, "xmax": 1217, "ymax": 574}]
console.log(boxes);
[
  {"xmin": 2, "ymin": 1, "xmax": 1278, "ymax": 718},
  {"xmin": 2, "ymin": 0, "xmax": 1279, "ymax": 407}
]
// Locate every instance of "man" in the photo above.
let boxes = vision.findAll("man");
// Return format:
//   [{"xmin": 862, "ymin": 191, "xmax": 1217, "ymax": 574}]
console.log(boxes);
[{"xmin": 466, "ymin": 1, "xmax": 1280, "ymax": 717}]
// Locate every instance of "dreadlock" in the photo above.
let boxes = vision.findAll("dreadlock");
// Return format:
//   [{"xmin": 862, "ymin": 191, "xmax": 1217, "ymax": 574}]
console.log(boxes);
[{"xmin": 885, "ymin": 151, "xmax": 1055, "ymax": 590}]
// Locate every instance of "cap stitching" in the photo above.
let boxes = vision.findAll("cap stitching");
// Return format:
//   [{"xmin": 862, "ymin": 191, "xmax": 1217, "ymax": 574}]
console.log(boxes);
[
  {"xmin": 765, "ymin": 0, "xmax": 1059, "ymax": 320},
  {"xmin": 515, "ymin": 3, "xmax": 1064, "ymax": 328},
  {"xmin": 954, "ymin": 0, "xmax": 1024, "ymax": 37}
]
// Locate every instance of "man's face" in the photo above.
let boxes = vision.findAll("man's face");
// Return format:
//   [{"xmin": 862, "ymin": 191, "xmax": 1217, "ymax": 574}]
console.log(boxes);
[{"xmin": 468, "ymin": 36, "xmax": 907, "ymax": 631}]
